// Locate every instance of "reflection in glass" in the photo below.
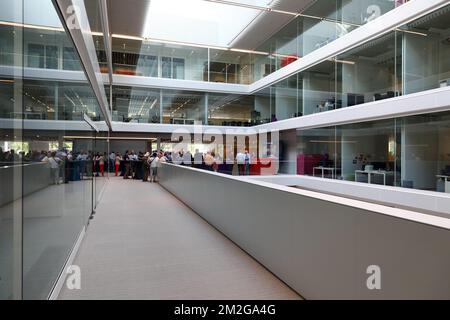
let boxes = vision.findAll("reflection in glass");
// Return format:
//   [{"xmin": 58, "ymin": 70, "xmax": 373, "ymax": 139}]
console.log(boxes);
[
  {"xmin": 271, "ymin": 75, "xmax": 300, "ymax": 121},
  {"xmin": 208, "ymin": 94, "xmax": 255, "ymax": 126},
  {"xmin": 253, "ymin": 87, "xmax": 274, "ymax": 124},
  {"xmin": 301, "ymin": 59, "xmax": 338, "ymax": 116},
  {"xmin": 339, "ymin": 119, "xmax": 397, "ymax": 186},
  {"xmin": 0, "ymin": 0, "xmax": 107, "ymax": 300},
  {"xmin": 162, "ymin": 90, "xmax": 205, "ymax": 124},
  {"xmin": 296, "ymin": 111, "xmax": 450, "ymax": 194},
  {"xmin": 399, "ymin": 113, "xmax": 450, "ymax": 192},
  {"xmin": 112, "ymin": 87, "xmax": 160, "ymax": 123},
  {"xmin": 337, "ymin": 32, "xmax": 402, "ymax": 108},
  {"xmin": 401, "ymin": 4, "xmax": 450, "ymax": 95},
  {"xmin": 297, "ymin": 127, "xmax": 338, "ymax": 179},
  {"xmin": 209, "ymin": 49, "xmax": 252, "ymax": 84}
]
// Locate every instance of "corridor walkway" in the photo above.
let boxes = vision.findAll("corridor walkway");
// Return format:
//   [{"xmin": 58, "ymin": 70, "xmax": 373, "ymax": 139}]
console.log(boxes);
[{"xmin": 59, "ymin": 177, "xmax": 301, "ymax": 300}]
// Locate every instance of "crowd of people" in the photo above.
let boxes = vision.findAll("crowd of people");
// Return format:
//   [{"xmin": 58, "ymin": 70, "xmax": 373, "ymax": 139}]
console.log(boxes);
[
  {"xmin": 87, "ymin": 148, "xmax": 255, "ymax": 182},
  {"xmin": 0, "ymin": 147, "xmax": 114, "ymax": 184},
  {"xmin": 111, "ymin": 150, "xmax": 170, "ymax": 182},
  {"xmin": 169, "ymin": 149, "xmax": 253, "ymax": 176},
  {"xmin": 1, "ymin": 146, "xmax": 260, "ymax": 185}
]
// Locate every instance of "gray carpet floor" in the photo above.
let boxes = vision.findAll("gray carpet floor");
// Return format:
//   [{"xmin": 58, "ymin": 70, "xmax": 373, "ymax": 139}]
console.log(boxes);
[{"xmin": 58, "ymin": 177, "xmax": 301, "ymax": 300}]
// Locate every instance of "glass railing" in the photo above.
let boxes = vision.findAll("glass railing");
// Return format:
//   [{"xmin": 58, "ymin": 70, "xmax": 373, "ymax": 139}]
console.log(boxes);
[
  {"xmin": 9, "ymin": 2, "xmax": 447, "ymax": 128},
  {"xmin": 0, "ymin": 0, "xmax": 109, "ymax": 300},
  {"xmin": 0, "ymin": 1, "xmax": 406, "ymax": 86},
  {"xmin": 295, "ymin": 110, "xmax": 450, "ymax": 195},
  {"xmin": 256, "ymin": 3, "xmax": 450, "ymax": 123}
]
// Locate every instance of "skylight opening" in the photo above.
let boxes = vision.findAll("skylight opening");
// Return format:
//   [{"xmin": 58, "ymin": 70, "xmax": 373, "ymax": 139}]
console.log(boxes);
[{"xmin": 142, "ymin": 0, "xmax": 274, "ymax": 48}]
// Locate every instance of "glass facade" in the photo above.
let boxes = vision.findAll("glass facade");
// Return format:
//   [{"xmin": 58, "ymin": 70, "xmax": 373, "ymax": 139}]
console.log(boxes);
[
  {"xmin": 296, "ymin": 111, "xmax": 450, "ymax": 194},
  {"xmin": 0, "ymin": 25, "xmax": 83, "ymax": 71},
  {"xmin": 253, "ymin": 4, "xmax": 450, "ymax": 124},
  {"xmin": 257, "ymin": 30, "xmax": 403, "ymax": 120},
  {"xmin": 0, "ymin": 0, "xmax": 108, "ymax": 300},
  {"xmin": 252, "ymin": 0, "xmax": 403, "ymax": 82},
  {"xmin": 0, "ymin": 1, "xmax": 404, "ymax": 86},
  {"xmin": 109, "ymin": 86, "xmax": 262, "ymax": 126},
  {"xmin": 111, "ymin": 86, "xmax": 161, "ymax": 123},
  {"xmin": 162, "ymin": 90, "xmax": 205, "ymax": 125},
  {"xmin": 207, "ymin": 93, "xmax": 256, "ymax": 126},
  {"xmin": 401, "ymin": 5, "xmax": 450, "ymax": 95}
]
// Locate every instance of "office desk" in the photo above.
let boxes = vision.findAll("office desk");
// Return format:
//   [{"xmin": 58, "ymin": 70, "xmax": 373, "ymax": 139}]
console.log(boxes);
[
  {"xmin": 436, "ymin": 175, "xmax": 450, "ymax": 193},
  {"xmin": 313, "ymin": 166, "xmax": 335, "ymax": 179},
  {"xmin": 355, "ymin": 170, "xmax": 393, "ymax": 185}
]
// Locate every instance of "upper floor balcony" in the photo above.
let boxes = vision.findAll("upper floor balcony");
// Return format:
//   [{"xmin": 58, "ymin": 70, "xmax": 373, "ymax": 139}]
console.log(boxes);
[{"xmin": 0, "ymin": 0, "xmax": 407, "ymax": 85}]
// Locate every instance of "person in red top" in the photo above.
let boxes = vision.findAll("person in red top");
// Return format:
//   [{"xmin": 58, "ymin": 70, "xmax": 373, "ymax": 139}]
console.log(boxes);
[
  {"xmin": 115, "ymin": 153, "xmax": 122, "ymax": 176},
  {"xmin": 99, "ymin": 153, "xmax": 105, "ymax": 177}
]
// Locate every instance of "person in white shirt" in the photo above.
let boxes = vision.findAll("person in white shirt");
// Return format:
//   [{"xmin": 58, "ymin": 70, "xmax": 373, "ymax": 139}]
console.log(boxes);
[
  {"xmin": 193, "ymin": 149, "xmax": 203, "ymax": 168},
  {"xmin": 183, "ymin": 151, "xmax": 192, "ymax": 166},
  {"xmin": 77, "ymin": 152, "xmax": 87, "ymax": 161},
  {"xmin": 236, "ymin": 151, "xmax": 246, "ymax": 175},
  {"xmin": 159, "ymin": 151, "xmax": 168, "ymax": 163},
  {"xmin": 46, "ymin": 151, "xmax": 61, "ymax": 184},
  {"xmin": 148, "ymin": 152, "xmax": 160, "ymax": 183}
]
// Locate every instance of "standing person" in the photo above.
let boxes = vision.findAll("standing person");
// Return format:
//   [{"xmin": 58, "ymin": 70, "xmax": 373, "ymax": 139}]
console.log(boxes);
[
  {"xmin": 142, "ymin": 152, "xmax": 150, "ymax": 182},
  {"xmin": 115, "ymin": 152, "xmax": 122, "ymax": 176},
  {"xmin": 99, "ymin": 152, "xmax": 105, "ymax": 177},
  {"xmin": 183, "ymin": 150, "xmax": 192, "ymax": 166},
  {"xmin": 172, "ymin": 151, "xmax": 182, "ymax": 165},
  {"xmin": 204, "ymin": 151, "xmax": 215, "ymax": 171},
  {"xmin": 129, "ymin": 150, "xmax": 136, "ymax": 178},
  {"xmin": 194, "ymin": 149, "xmax": 203, "ymax": 169},
  {"xmin": 149, "ymin": 152, "xmax": 160, "ymax": 183},
  {"xmin": 236, "ymin": 150, "xmax": 246, "ymax": 175},
  {"xmin": 94, "ymin": 153, "xmax": 100, "ymax": 177},
  {"xmin": 123, "ymin": 150, "xmax": 131, "ymax": 179},
  {"xmin": 211, "ymin": 151, "xmax": 219, "ymax": 172},
  {"xmin": 47, "ymin": 151, "xmax": 61, "ymax": 185},
  {"xmin": 109, "ymin": 151, "xmax": 115, "ymax": 173},
  {"xmin": 244, "ymin": 149, "xmax": 251, "ymax": 176}
]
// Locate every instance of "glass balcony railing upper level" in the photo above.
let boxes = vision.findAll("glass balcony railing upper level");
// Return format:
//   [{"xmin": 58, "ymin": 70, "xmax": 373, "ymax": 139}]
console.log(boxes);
[{"xmin": 0, "ymin": 0, "xmax": 408, "ymax": 86}]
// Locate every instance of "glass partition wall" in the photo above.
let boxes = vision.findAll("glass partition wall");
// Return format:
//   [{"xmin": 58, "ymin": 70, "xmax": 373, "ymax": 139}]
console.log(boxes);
[
  {"xmin": 257, "ymin": 29, "xmax": 402, "ymax": 122},
  {"xmin": 0, "ymin": 0, "xmax": 109, "ymax": 300},
  {"xmin": 296, "ymin": 111, "xmax": 450, "ymax": 194},
  {"xmin": 102, "ymin": 3, "xmax": 450, "ymax": 126},
  {"xmin": 0, "ymin": 1, "xmax": 402, "ymax": 86}
]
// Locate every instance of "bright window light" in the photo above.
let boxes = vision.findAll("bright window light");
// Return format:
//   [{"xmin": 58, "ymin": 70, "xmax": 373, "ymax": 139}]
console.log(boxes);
[{"xmin": 142, "ymin": 0, "xmax": 272, "ymax": 47}]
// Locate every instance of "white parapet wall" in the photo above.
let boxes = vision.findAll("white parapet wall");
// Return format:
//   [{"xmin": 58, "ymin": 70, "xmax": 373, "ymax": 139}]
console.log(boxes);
[
  {"xmin": 159, "ymin": 163, "xmax": 450, "ymax": 299},
  {"xmin": 247, "ymin": 175, "xmax": 450, "ymax": 217}
]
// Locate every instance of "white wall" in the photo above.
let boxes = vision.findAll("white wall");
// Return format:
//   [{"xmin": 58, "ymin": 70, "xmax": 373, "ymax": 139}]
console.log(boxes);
[{"xmin": 159, "ymin": 164, "xmax": 450, "ymax": 299}]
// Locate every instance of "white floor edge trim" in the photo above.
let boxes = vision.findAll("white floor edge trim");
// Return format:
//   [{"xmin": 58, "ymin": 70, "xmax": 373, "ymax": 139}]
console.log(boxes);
[{"xmin": 48, "ymin": 226, "xmax": 86, "ymax": 300}]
